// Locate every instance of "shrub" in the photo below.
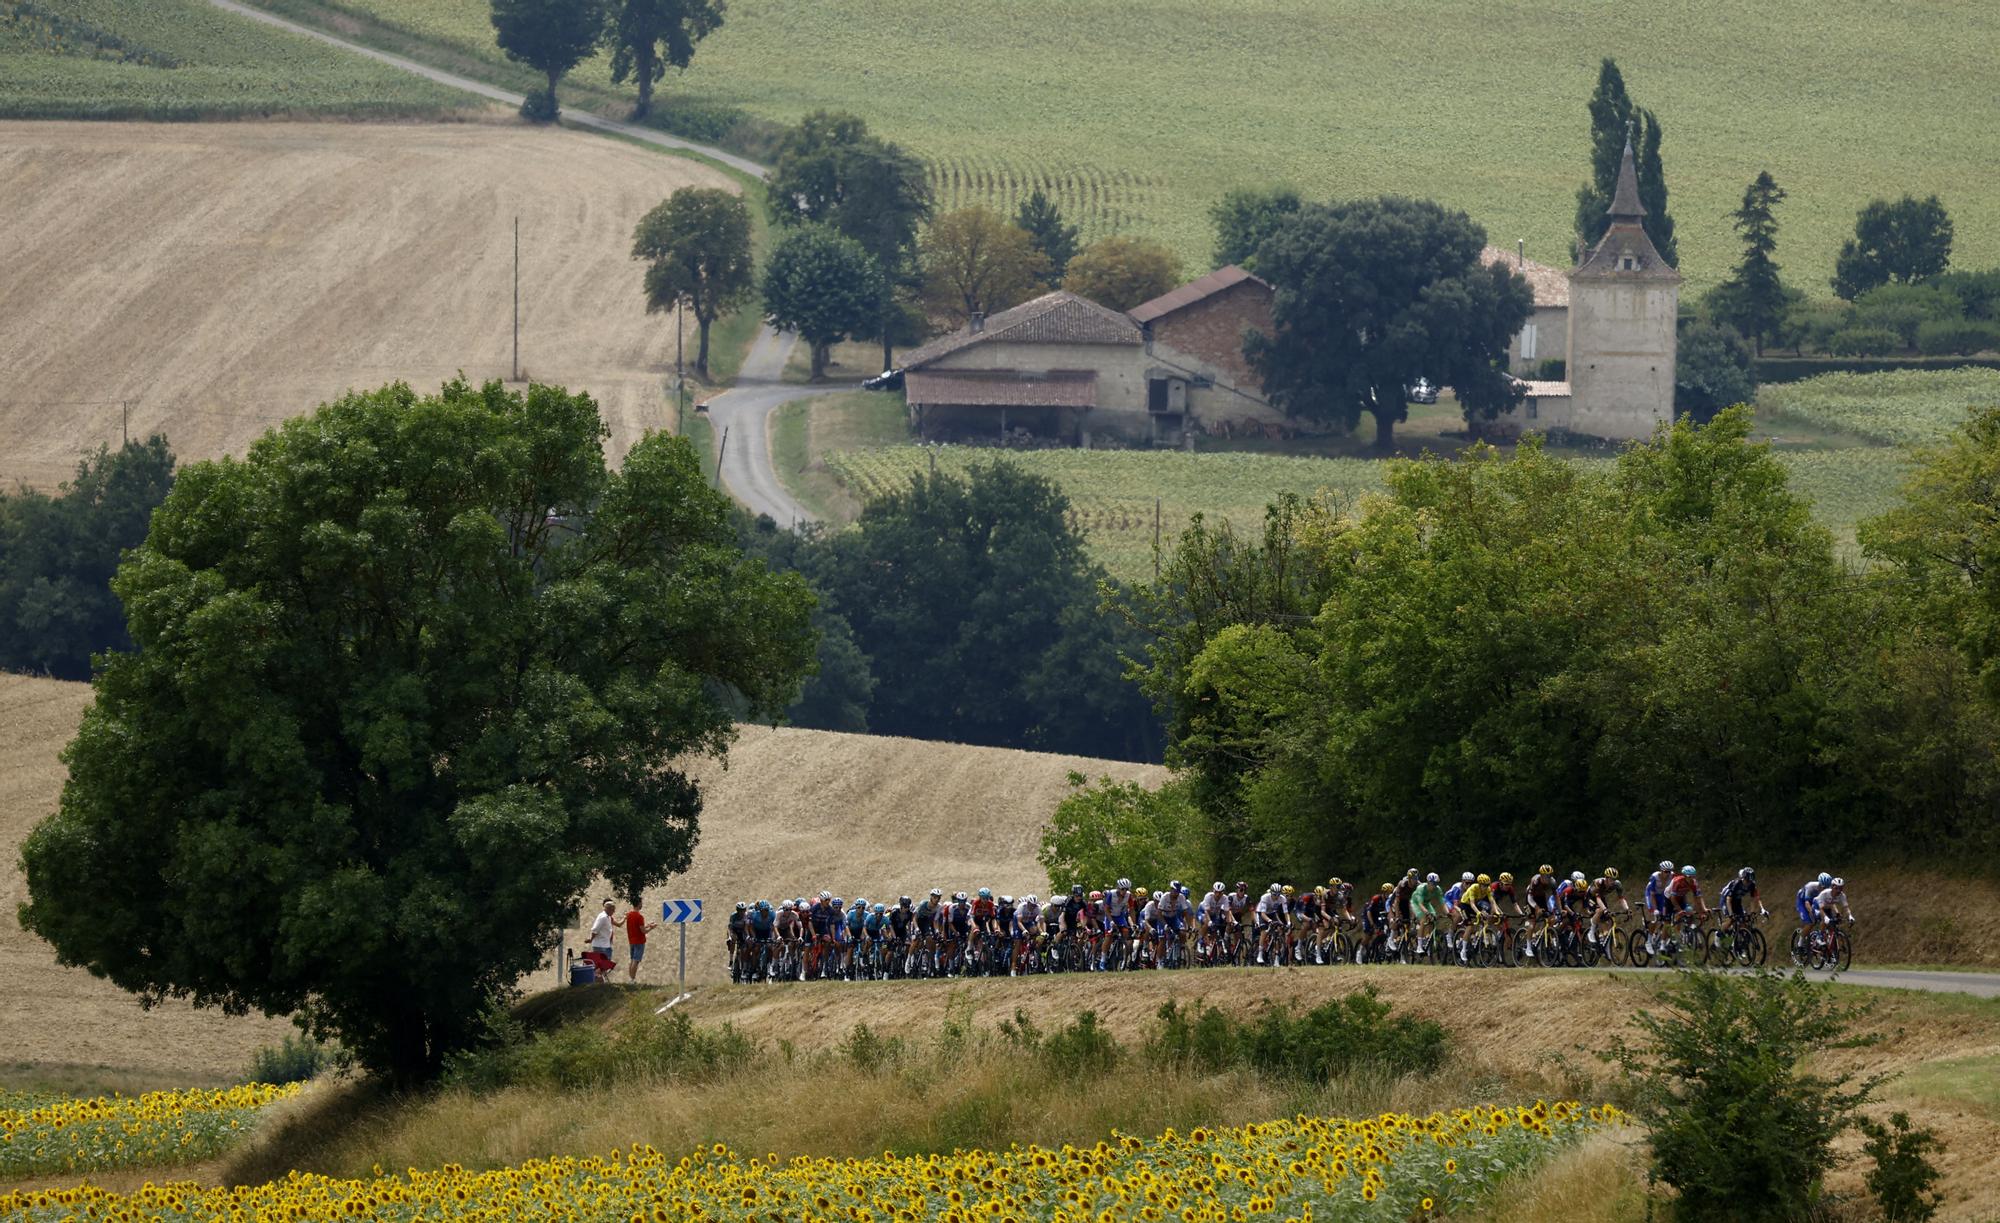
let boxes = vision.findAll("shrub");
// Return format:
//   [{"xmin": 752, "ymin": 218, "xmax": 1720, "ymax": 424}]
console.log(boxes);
[
  {"xmin": 518, "ymin": 88, "xmax": 558, "ymax": 122},
  {"xmin": 1537, "ymin": 358, "xmax": 1567, "ymax": 381},
  {"xmin": 248, "ymin": 1035, "xmax": 333, "ymax": 1086},
  {"xmin": 1040, "ymin": 1011, "xmax": 1122, "ymax": 1077},
  {"xmin": 1606, "ymin": 970, "xmax": 1883, "ymax": 1223},
  {"xmin": 444, "ymin": 999, "xmax": 755, "ymax": 1092},
  {"xmin": 1915, "ymin": 319, "xmax": 2000, "ymax": 356},
  {"xmin": 1148, "ymin": 988, "xmax": 1448, "ymax": 1084},
  {"xmin": 1828, "ymin": 326, "xmax": 1901, "ymax": 356},
  {"xmin": 1860, "ymin": 1110, "xmax": 1946, "ymax": 1222},
  {"xmin": 1852, "ymin": 283, "xmax": 1964, "ymax": 347},
  {"xmin": 839, "ymin": 1023, "xmax": 905, "ymax": 1074},
  {"xmin": 1040, "ymin": 772, "xmax": 1208, "ymax": 894}
]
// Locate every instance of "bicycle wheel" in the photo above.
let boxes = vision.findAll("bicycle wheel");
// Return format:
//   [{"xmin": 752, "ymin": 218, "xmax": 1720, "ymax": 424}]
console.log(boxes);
[
  {"xmin": 1790, "ymin": 927, "xmax": 1810, "ymax": 968},
  {"xmin": 1625, "ymin": 928, "xmax": 1650, "ymax": 968},
  {"xmin": 1748, "ymin": 928, "xmax": 1768, "ymax": 967},
  {"xmin": 1830, "ymin": 929, "xmax": 1853, "ymax": 972}
]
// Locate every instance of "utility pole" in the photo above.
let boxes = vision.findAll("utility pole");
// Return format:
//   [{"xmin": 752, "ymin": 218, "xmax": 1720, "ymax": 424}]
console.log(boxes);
[
  {"xmin": 1154, "ymin": 496, "xmax": 1162, "ymax": 580},
  {"xmin": 121, "ymin": 400, "xmax": 131, "ymax": 447},
  {"xmin": 714, "ymin": 426, "xmax": 729, "ymax": 490},
  {"xmin": 676, "ymin": 296, "xmax": 685, "ymax": 434},
  {"xmin": 512, "ymin": 216, "xmax": 520, "ymax": 382}
]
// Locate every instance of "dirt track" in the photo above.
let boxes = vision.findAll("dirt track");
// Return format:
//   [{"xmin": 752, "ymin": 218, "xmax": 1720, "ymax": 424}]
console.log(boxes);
[{"xmin": 0, "ymin": 121, "xmax": 729, "ymax": 491}]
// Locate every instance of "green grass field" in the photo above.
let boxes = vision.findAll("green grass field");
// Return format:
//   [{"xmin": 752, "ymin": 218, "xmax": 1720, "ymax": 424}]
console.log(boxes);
[
  {"xmin": 244, "ymin": 0, "xmax": 1999, "ymax": 292},
  {"xmin": 1760, "ymin": 367, "xmax": 2000, "ymax": 448},
  {"xmin": 0, "ymin": 0, "xmax": 462, "ymax": 118}
]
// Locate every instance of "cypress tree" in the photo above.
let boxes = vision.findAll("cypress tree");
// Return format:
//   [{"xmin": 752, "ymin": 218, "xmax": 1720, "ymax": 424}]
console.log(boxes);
[
  {"xmin": 1573, "ymin": 58, "xmax": 1678, "ymax": 266},
  {"xmin": 1015, "ymin": 188, "xmax": 1079, "ymax": 286}
]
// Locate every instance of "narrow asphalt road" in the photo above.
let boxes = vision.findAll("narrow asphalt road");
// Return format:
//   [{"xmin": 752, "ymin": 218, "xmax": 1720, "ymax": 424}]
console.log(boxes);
[
  {"xmin": 703, "ymin": 331, "xmax": 856, "ymax": 526},
  {"xmin": 1816, "ymin": 968, "xmax": 2000, "ymax": 998},
  {"xmin": 207, "ymin": 0, "xmax": 834, "ymax": 523}
]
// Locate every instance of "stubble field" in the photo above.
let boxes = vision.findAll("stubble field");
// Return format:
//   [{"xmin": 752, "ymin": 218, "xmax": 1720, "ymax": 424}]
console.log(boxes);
[{"xmin": 0, "ymin": 121, "xmax": 726, "ymax": 490}]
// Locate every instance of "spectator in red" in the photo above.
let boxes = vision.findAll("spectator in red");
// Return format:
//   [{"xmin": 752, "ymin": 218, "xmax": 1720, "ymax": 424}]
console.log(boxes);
[{"xmin": 623, "ymin": 899, "xmax": 656, "ymax": 982}]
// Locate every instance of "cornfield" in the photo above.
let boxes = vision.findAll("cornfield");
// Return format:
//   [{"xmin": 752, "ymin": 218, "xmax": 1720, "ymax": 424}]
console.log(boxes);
[{"xmin": 925, "ymin": 155, "xmax": 1166, "ymax": 244}]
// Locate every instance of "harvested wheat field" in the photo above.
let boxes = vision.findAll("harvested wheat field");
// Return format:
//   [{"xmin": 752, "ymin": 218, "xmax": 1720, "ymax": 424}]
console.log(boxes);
[
  {"xmin": 0, "ymin": 121, "xmax": 728, "ymax": 491},
  {"xmin": 0, "ymin": 676, "xmax": 1159, "ymax": 1078}
]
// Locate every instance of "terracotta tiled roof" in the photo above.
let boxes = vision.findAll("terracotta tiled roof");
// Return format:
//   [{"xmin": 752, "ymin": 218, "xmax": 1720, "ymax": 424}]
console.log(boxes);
[
  {"xmin": 899, "ymin": 292, "xmax": 1142, "ymax": 370},
  {"xmin": 1572, "ymin": 220, "xmax": 1680, "ymax": 282},
  {"xmin": 1517, "ymin": 378, "xmax": 1573, "ymax": 398},
  {"xmin": 904, "ymin": 369, "xmax": 1097, "ymax": 408},
  {"xmin": 1128, "ymin": 265, "xmax": 1269, "ymax": 323},
  {"xmin": 1482, "ymin": 246, "xmax": 1569, "ymax": 308}
]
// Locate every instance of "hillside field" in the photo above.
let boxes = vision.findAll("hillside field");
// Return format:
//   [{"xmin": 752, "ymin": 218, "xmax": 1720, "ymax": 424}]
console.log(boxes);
[
  {"xmin": 251, "ymin": 0, "xmax": 2000, "ymax": 291},
  {"xmin": 0, "ymin": 674, "xmax": 1162, "ymax": 1080},
  {"xmin": 0, "ymin": 121, "xmax": 730, "ymax": 491},
  {"xmin": 0, "ymin": 0, "xmax": 462, "ymax": 119}
]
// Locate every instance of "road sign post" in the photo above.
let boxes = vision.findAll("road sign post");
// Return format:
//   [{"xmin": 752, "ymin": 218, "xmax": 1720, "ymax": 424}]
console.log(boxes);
[{"xmin": 656, "ymin": 899, "xmax": 702, "ymax": 1010}]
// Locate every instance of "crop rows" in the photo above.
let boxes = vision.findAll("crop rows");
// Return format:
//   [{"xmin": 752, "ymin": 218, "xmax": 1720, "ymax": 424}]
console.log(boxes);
[
  {"xmin": 925, "ymin": 154, "xmax": 1165, "ymax": 244},
  {"xmin": 1, "ymin": 1103, "xmax": 1622, "ymax": 1221},
  {"xmin": 1760, "ymin": 367, "xmax": 2000, "ymax": 448},
  {"xmin": 0, "ymin": 0, "xmax": 461, "ymax": 119}
]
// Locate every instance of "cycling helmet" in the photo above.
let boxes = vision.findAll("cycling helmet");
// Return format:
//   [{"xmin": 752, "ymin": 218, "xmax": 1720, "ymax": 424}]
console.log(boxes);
[
  {"xmin": 929, "ymin": 888, "xmax": 943, "ymax": 898},
  {"xmin": 999, "ymin": 895, "xmax": 1013, "ymax": 906},
  {"xmin": 1212, "ymin": 882, "xmax": 1226, "ymax": 893},
  {"xmin": 1461, "ymin": 872, "xmax": 1475, "ymax": 883},
  {"xmin": 1170, "ymin": 879, "xmax": 1184, "ymax": 893},
  {"xmin": 1658, "ymin": 861, "xmax": 1674, "ymax": 873},
  {"xmin": 1048, "ymin": 894, "xmax": 1065, "ymax": 907},
  {"xmin": 1025, "ymin": 894, "xmax": 1038, "ymax": 905},
  {"xmin": 779, "ymin": 900, "xmax": 793, "ymax": 911},
  {"xmin": 1738, "ymin": 868, "xmax": 1753, "ymax": 882},
  {"xmin": 1135, "ymin": 886, "xmax": 1149, "ymax": 899},
  {"xmin": 795, "ymin": 897, "xmax": 807, "ymax": 908},
  {"xmin": 1682, "ymin": 865, "xmax": 1697, "ymax": 878},
  {"xmin": 1380, "ymin": 882, "xmax": 1393, "ymax": 893},
  {"xmin": 1329, "ymin": 877, "xmax": 1342, "ymax": 888},
  {"xmin": 1498, "ymin": 872, "xmax": 1514, "ymax": 884},
  {"xmin": 1817, "ymin": 872, "xmax": 1832, "ymax": 886},
  {"xmin": 1071, "ymin": 884, "xmax": 1086, "ymax": 897},
  {"xmin": 872, "ymin": 903, "xmax": 886, "ymax": 914},
  {"xmin": 1268, "ymin": 883, "xmax": 1282, "ymax": 895},
  {"xmin": 1282, "ymin": 884, "xmax": 1295, "ymax": 896},
  {"xmin": 1407, "ymin": 867, "xmax": 1419, "ymax": 878},
  {"xmin": 1476, "ymin": 874, "xmax": 1491, "ymax": 885},
  {"xmin": 953, "ymin": 891, "xmax": 967, "ymax": 902},
  {"xmin": 1571, "ymin": 871, "xmax": 1586, "ymax": 883},
  {"xmin": 977, "ymin": 887, "xmax": 991, "ymax": 900},
  {"xmin": 1315, "ymin": 885, "xmax": 1327, "ymax": 895},
  {"xmin": 899, "ymin": 896, "xmax": 913, "ymax": 907},
  {"xmin": 820, "ymin": 889, "xmax": 832, "ymax": 900},
  {"xmin": 1178, "ymin": 883, "xmax": 1190, "ymax": 896},
  {"xmin": 1117, "ymin": 878, "xmax": 1132, "ymax": 891},
  {"xmin": 854, "ymin": 897, "xmax": 868, "ymax": 910},
  {"xmin": 757, "ymin": 899, "xmax": 772, "ymax": 912},
  {"xmin": 734, "ymin": 901, "xmax": 748, "ymax": 912},
  {"xmin": 1426, "ymin": 872, "xmax": 1439, "ymax": 884},
  {"xmin": 831, "ymin": 897, "xmax": 844, "ymax": 908},
  {"xmin": 1604, "ymin": 868, "xmax": 1619, "ymax": 881},
  {"xmin": 1831, "ymin": 877, "xmax": 1845, "ymax": 889},
  {"xmin": 1540, "ymin": 865, "xmax": 1554, "ymax": 877},
  {"xmin": 1089, "ymin": 890, "xmax": 1104, "ymax": 901},
  {"xmin": 1235, "ymin": 880, "xmax": 1249, "ymax": 890}
]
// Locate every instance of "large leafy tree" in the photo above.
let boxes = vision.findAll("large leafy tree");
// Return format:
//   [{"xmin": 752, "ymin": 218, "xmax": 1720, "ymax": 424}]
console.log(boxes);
[
  {"xmin": 1573, "ymin": 58, "xmax": 1677, "ymax": 266},
  {"xmin": 765, "ymin": 112, "xmax": 933, "ymax": 369},
  {"xmin": 604, "ymin": 0, "xmax": 723, "ymax": 118},
  {"xmin": 0, "ymin": 437, "xmax": 174, "ymax": 680},
  {"xmin": 1248, "ymin": 196, "xmax": 1532, "ymax": 448},
  {"xmin": 1833, "ymin": 195, "xmax": 1954, "ymax": 300},
  {"xmin": 490, "ymin": 0, "xmax": 610, "ymax": 118},
  {"xmin": 762, "ymin": 224, "xmax": 884, "ymax": 379},
  {"xmin": 1210, "ymin": 185, "xmax": 1301, "ymax": 270},
  {"xmin": 630, "ymin": 186, "xmax": 753, "ymax": 379},
  {"xmin": 1674, "ymin": 322, "xmax": 1756, "ymax": 423},
  {"xmin": 1711, "ymin": 171, "xmax": 1788, "ymax": 352},
  {"xmin": 17, "ymin": 380, "xmax": 815, "ymax": 1084},
  {"xmin": 920, "ymin": 206, "xmax": 1049, "ymax": 328},
  {"xmin": 1061, "ymin": 235, "xmax": 1182, "ymax": 311},
  {"xmin": 1015, "ymin": 188, "xmax": 1079, "ymax": 286}
]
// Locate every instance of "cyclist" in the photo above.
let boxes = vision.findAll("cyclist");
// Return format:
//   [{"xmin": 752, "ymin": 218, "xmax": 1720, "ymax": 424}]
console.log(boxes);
[
  {"xmin": 1197, "ymin": 882, "xmax": 1234, "ymax": 961},
  {"xmin": 943, "ymin": 891, "xmax": 973, "ymax": 975},
  {"xmin": 1107, "ymin": 877, "xmax": 1134, "ymax": 944},
  {"xmin": 1643, "ymin": 861, "xmax": 1677, "ymax": 953},
  {"xmin": 1082, "ymin": 889, "xmax": 1110, "ymax": 970},
  {"xmin": 1389, "ymin": 870, "xmax": 1419, "ymax": 950},
  {"xmin": 1661, "ymin": 866, "xmax": 1705, "ymax": 953},
  {"xmin": 1524, "ymin": 865, "xmax": 1557, "ymax": 947},
  {"xmin": 1588, "ymin": 868, "xmax": 1627, "ymax": 949},
  {"xmin": 726, "ymin": 901, "xmax": 750, "ymax": 979},
  {"xmin": 805, "ymin": 893, "xmax": 839, "ymax": 978},
  {"xmin": 1552, "ymin": 872, "xmax": 1590, "ymax": 955},
  {"xmin": 746, "ymin": 899, "xmax": 777, "ymax": 980},
  {"xmin": 972, "ymin": 886, "xmax": 999, "ymax": 940},
  {"xmin": 1719, "ymin": 869, "xmax": 1765, "ymax": 929},
  {"xmin": 1228, "ymin": 880, "xmax": 1253, "ymax": 936},
  {"xmin": 1254, "ymin": 883, "xmax": 1289, "ymax": 964},
  {"xmin": 774, "ymin": 899, "xmax": 801, "ymax": 971},
  {"xmin": 1012, "ymin": 894, "xmax": 1039, "ymax": 974},
  {"xmin": 1442, "ymin": 872, "xmax": 1472, "ymax": 946},
  {"xmin": 858, "ymin": 902, "xmax": 886, "ymax": 975},
  {"xmin": 1293, "ymin": 883, "xmax": 1323, "ymax": 962},
  {"xmin": 843, "ymin": 897, "xmax": 868, "ymax": 978},
  {"xmin": 1361, "ymin": 883, "xmax": 1392, "ymax": 958},
  {"xmin": 1328, "ymin": 877, "xmax": 1355, "ymax": 925},
  {"xmin": 1455, "ymin": 873, "xmax": 1494, "ymax": 964},
  {"xmin": 1409, "ymin": 872, "xmax": 1447, "ymax": 956},
  {"xmin": 1814, "ymin": 877, "xmax": 1854, "ymax": 928},
  {"xmin": 1156, "ymin": 883, "xmax": 1191, "ymax": 966},
  {"xmin": 1795, "ymin": 872, "xmax": 1830, "ymax": 942},
  {"xmin": 888, "ymin": 896, "xmax": 914, "ymax": 967}
]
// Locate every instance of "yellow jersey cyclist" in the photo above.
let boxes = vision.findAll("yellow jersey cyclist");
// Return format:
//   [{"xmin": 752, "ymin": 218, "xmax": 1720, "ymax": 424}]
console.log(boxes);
[{"xmin": 1454, "ymin": 874, "xmax": 1494, "ymax": 964}]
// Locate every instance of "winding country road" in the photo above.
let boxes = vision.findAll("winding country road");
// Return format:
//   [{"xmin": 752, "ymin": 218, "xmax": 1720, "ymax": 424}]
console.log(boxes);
[{"xmin": 209, "ymin": 0, "xmax": 832, "ymax": 524}]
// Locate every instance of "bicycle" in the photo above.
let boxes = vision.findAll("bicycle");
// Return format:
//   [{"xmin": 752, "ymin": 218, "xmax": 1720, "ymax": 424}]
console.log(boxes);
[
  {"xmin": 1798, "ymin": 919, "xmax": 1854, "ymax": 971},
  {"xmin": 1710, "ymin": 910, "xmax": 1768, "ymax": 967}
]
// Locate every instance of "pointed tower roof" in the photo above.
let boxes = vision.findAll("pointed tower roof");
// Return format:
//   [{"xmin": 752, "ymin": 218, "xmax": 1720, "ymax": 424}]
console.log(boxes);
[
  {"xmin": 1571, "ymin": 132, "xmax": 1679, "ymax": 284},
  {"xmin": 1608, "ymin": 136, "xmax": 1645, "ymax": 219}
]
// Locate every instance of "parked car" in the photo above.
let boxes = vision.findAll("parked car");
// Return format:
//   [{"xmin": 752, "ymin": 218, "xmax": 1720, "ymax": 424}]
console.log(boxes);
[
  {"xmin": 862, "ymin": 368, "xmax": 904, "ymax": 391},
  {"xmin": 1404, "ymin": 378, "xmax": 1439, "ymax": 404}
]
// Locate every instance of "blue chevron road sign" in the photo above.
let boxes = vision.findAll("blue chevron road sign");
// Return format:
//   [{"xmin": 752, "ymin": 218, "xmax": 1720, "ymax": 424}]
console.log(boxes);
[{"xmin": 662, "ymin": 899, "xmax": 703, "ymax": 923}]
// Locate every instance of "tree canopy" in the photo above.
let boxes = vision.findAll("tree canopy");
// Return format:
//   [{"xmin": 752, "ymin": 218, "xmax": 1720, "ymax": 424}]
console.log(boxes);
[
  {"xmin": 1710, "ymin": 171, "xmax": 1789, "ymax": 352},
  {"xmin": 1211, "ymin": 185, "xmax": 1302, "ymax": 271},
  {"xmin": 1833, "ymin": 195, "xmax": 1954, "ymax": 300},
  {"xmin": 603, "ymin": 0, "xmax": 723, "ymax": 118},
  {"xmin": 17, "ymin": 380, "xmax": 816, "ymax": 1084},
  {"xmin": 630, "ymin": 185, "xmax": 754, "ymax": 378},
  {"xmin": 1574, "ymin": 59, "xmax": 1677, "ymax": 266},
  {"xmin": 490, "ymin": 0, "xmax": 609, "ymax": 117},
  {"xmin": 1248, "ymin": 195, "xmax": 1532, "ymax": 448},
  {"xmin": 1674, "ymin": 322, "xmax": 1756, "ymax": 424},
  {"xmin": 762, "ymin": 224, "xmax": 884, "ymax": 379},
  {"xmin": 1015, "ymin": 188, "xmax": 1080, "ymax": 286},
  {"xmin": 1061, "ymin": 235, "xmax": 1182, "ymax": 311},
  {"xmin": 920, "ymin": 206, "xmax": 1049, "ymax": 328},
  {"xmin": 0, "ymin": 436, "xmax": 175, "ymax": 681}
]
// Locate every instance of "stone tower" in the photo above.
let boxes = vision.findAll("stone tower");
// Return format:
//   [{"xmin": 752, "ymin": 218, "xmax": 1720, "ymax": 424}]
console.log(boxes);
[{"xmin": 1565, "ymin": 137, "xmax": 1680, "ymax": 440}]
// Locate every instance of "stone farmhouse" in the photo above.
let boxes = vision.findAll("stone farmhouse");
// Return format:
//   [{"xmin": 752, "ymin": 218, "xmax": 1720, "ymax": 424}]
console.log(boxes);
[
  {"xmin": 898, "ymin": 265, "xmax": 1290, "ymax": 447},
  {"xmin": 897, "ymin": 139, "xmax": 1679, "ymax": 447}
]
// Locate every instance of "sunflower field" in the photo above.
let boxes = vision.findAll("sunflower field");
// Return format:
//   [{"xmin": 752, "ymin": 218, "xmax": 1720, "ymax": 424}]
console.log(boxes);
[
  {"xmin": 0, "ymin": 1102, "xmax": 1621, "ymax": 1222},
  {"xmin": 0, "ymin": 1082, "xmax": 301, "ymax": 1177}
]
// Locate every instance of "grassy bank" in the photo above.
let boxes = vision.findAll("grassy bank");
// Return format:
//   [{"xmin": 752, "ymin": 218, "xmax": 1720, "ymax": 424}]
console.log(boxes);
[
  {"xmin": 770, "ymin": 391, "xmax": 908, "ymax": 522},
  {"xmin": 0, "ymin": 0, "xmax": 464, "ymax": 119}
]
